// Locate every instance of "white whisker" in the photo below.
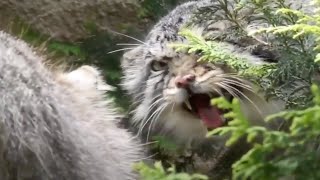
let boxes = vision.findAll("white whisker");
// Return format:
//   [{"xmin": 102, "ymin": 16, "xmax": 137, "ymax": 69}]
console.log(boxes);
[
  {"xmin": 133, "ymin": 152, "xmax": 158, "ymax": 162},
  {"xmin": 134, "ymin": 141, "xmax": 158, "ymax": 147},
  {"xmin": 222, "ymin": 79, "xmax": 254, "ymax": 92},
  {"xmin": 216, "ymin": 74, "xmax": 250, "ymax": 84},
  {"xmin": 218, "ymin": 76, "xmax": 274, "ymax": 108},
  {"xmin": 219, "ymin": 73, "xmax": 244, "ymax": 77},
  {"xmin": 107, "ymin": 48, "xmax": 134, "ymax": 54},
  {"xmin": 216, "ymin": 82, "xmax": 240, "ymax": 99},
  {"xmin": 211, "ymin": 86, "xmax": 224, "ymax": 97},
  {"xmin": 109, "ymin": 30, "xmax": 147, "ymax": 45},
  {"xmin": 137, "ymin": 97, "xmax": 164, "ymax": 135},
  {"xmin": 146, "ymin": 103, "xmax": 168, "ymax": 142},
  {"xmin": 116, "ymin": 43, "xmax": 141, "ymax": 46},
  {"xmin": 220, "ymin": 82, "xmax": 263, "ymax": 116},
  {"xmin": 170, "ymin": 103, "xmax": 176, "ymax": 113}
]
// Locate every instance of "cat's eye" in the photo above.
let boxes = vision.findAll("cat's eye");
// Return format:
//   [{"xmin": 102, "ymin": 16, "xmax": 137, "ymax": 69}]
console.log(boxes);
[{"xmin": 150, "ymin": 60, "xmax": 168, "ymax": 71}]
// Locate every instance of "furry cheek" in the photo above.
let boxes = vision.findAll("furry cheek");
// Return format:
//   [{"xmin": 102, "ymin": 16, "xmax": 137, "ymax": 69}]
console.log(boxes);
[{"xmin": 163, "ymin": 88, "xmax": 188, "ymax": 104}]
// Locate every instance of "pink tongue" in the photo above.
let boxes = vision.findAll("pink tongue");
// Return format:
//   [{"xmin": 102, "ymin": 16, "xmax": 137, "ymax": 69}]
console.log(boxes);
[{"xmin": 189, "ymin": 94, "xmax": 224, "ymax": 128}]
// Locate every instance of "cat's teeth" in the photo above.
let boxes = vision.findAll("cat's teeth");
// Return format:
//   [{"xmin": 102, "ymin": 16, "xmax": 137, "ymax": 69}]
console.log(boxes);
[
  {"xmin": 220, "ymin": 115, "xmax": 226, "ymax": 122},
  {"xmin": 184, "ymin": 100, "xmax": 192, "ymax": 111}
]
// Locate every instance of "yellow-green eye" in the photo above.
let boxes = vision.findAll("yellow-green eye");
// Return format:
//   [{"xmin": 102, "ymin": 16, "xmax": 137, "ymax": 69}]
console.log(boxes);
[{"xmin": 150, "ymin": 60, "xmax": 168, "ymax": 71}]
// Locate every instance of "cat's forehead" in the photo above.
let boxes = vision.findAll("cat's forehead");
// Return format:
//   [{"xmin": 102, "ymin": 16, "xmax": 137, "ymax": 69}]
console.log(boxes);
[
  {"xmin": 148, "ymin": 45, "xmax": 178, "ymax": 60},
  {"xmin": 147, "ymin": 26, "xmax": 206, "ymax": 61},
  {"xmin": 148, "ymin": 40, "xmax": 207, "ymax": 71},
  {"xmin": 149, "ymin": 45, "xmax": 197, "ymax": 65},
  {"xmin": 169, "ymin": 54, "xmax": 197, "ymax": 66},
  {"xmin": 148, "ymin": 39, "xmax": 185, "ymax": 60}
]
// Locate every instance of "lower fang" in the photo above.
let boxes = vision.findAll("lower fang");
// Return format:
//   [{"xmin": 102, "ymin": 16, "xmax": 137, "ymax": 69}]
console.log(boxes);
[
  {"xmin": 220, "ymin": 115, "xmax": 226, "ymax": 122},
  {"xmin": 184, "ymin": 100, "xmax": 192, "ymax": 111}
]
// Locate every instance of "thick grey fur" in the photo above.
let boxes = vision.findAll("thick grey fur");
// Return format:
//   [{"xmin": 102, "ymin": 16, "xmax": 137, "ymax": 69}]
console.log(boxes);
[
  {"xmin": 121, "ymin": 0, "xmax": 313, "ymax": 146},
  {"xmin": 121, "ymin": 0, "xmax": 268, "ymax": 147},
  {"xmin": 121, "ymin": 0, "xmax": 219, "ymax": 146},
  {"xmin": 0, "ymin": 31, "xmax": 143, "ymax": 180}
]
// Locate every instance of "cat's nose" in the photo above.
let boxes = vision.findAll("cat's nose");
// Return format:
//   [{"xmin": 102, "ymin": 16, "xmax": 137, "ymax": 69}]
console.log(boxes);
[{"xmin": 175, "ymin": 74, "xmax": 195, "ymax": 88}]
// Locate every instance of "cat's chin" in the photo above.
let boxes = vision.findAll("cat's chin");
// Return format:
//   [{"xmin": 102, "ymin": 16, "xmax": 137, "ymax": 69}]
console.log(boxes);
[{"xmin": 157, "ymin": 105, "xmax": 215, "ymax": 146}]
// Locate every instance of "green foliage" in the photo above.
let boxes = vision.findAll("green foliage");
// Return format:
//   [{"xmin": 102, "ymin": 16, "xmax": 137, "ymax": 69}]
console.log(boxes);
[
  {"xmin": 178, "ymin": 0, "xmax": 320, "ymax": 179},
  {"xmin": 11, "ymin": 19, "xmax": 86, "ymax": 61},
  {"xmin": 250, "ymin": 5, "xmax": 320, "ymax": 62},
  {"xmin": 170, "ymin": 29, "xmax": 276, "ymax": 79},
  {"xmin": 209, "ymin": 85, "xmax": 320, "ymax": 180},
  {"xmin": 83, "ymin": 21, "xmax": 98, "ymax": 34},
  {"xmin": 47, "ymin": 41, "xmax": 84, "ymax": 57},
  {"xmin": 237, "ymin": 0, "xmax": 318, "ymax": 109},
  {"xmin": 151, "ymin": 136, "xmax": 179, "ymax": 154},
  {"xmin": 191, "ymin": 0, "xmax": 319, "ymax": 108},
  {"xmin": 199, "ymin": 3, "xmax": 320, "ymax": 178},
  {"xmin": 134, "ymin": 161, "xmax": 208, "ymax": 180},
  {"xmin": 207, "ymin": 98, "xmax": 253, "ymax": 146}
]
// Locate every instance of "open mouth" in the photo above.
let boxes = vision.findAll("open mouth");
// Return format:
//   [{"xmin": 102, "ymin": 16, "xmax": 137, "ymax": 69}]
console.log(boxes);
[{"xmin": 182, "ymin": 93, "xmax": 228, "ymax": 130}]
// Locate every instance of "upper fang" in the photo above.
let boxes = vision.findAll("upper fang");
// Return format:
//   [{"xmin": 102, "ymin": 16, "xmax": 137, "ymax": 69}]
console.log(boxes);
[{"xmin": 184, "ymin": 100, "xmax": 192, "ymax": 111}]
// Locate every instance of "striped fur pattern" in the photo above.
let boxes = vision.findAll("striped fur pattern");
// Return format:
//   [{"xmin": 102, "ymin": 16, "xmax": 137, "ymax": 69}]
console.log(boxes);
[{"xmin": 120, "ymin": 0, "xmax": 313, "ymax": 147}]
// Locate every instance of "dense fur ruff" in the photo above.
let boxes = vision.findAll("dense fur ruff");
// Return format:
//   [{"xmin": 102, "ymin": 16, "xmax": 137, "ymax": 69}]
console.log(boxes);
[
  {"xmin": 120, "ymin": 0, "xmax": 310, "ymax": 147},
  {"xmin": 0, "ymin": 31, "xmax": 143, "ymax": 180}
]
